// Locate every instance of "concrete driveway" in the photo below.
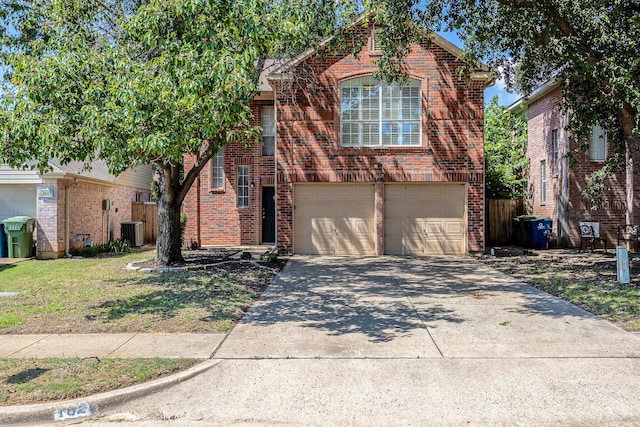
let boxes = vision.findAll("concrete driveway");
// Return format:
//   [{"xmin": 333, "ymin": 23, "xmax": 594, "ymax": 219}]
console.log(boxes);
[{"xmin": 89, "ymin": 255, "xmax": 640, "ymax": 426}]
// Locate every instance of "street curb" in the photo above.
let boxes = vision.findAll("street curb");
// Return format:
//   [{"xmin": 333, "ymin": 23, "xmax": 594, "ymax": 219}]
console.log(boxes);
[{"xmin": 0, "ymin": 359, "xmax": 220, "ymax": 425}]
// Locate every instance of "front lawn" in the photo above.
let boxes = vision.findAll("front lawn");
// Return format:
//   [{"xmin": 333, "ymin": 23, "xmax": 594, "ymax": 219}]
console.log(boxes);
[
  {"xmin": 0, "ymin": 250, "xmax": 281, "ymax": 333},
  {"xmin": 0, "ymin": 357, "xmax": 198, "ymax": 406}
]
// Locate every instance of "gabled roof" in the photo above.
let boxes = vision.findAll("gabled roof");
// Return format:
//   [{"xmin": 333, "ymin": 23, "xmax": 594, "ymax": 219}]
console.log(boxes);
[
  {"xmin": 507, "ymin": 79, "xmax": 561, "ymax": 114},
  {"xmin": 265, "ymin": 15, "xmax": 493, "ymax": 86},
  {"xmin": 0, "ymin": 158, "xmax": 152, "ymax": 188},
  {"xmin": 49, "ymin": 159, "xmax": 116, "ymax": 182}
]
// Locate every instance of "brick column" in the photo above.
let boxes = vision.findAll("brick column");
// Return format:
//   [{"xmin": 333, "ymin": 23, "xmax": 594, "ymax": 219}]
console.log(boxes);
[
  {"xmin": 36, "ymin": 182, "xmax": 63, "ymax": 258},
  {"xmin": 375, "ymin": 181, "xmax": 384, "ymax": 255}
]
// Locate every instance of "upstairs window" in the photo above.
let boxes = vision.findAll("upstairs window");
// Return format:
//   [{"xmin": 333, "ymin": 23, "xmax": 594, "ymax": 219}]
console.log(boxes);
[
  {"xmin": 210, "ymin": 150, "xmax": 224, "ymax": 190},
  {"xmin": 261, "ymin": 105, "xmax": 275, "ymax": 156},
  {"xmin": 551, "ymin": 129, "xmax": 559, "ymax": 174},
  {"xmin": 340, "ymin": 77, "xmax": 421, "ymax": 147},
  {"xmin": 541, "ymin": 160, "xmax": 547, "ymax": 203},
  {"xmin": 588, "ymin": 124, "xmax": 607, "ymax": 161}
]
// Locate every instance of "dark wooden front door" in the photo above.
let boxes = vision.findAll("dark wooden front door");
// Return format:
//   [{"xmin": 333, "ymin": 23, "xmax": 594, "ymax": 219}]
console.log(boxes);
[{"xmin": 262, "ymin": 186, "xmax": 276, "ymax": 243}]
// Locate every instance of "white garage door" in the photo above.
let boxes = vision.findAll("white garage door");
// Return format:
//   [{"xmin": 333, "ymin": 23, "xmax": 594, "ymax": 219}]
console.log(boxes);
[
  {"xmin": 294, "ymin": 184, "xmax": 375, "ymax": 255},
  {"xmin": 384, "ymin": 184, "xmax": 466, "ymax": 255},
  {"xmin": 0, "ymin": 185, "xmax": 37, "ymax": 221}
]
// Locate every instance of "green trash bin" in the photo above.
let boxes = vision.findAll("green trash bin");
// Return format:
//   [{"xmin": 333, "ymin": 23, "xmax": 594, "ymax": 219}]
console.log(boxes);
[
  {"xmin": 512, "ymin": 215, "xmax": 537, "ymax": 246},
  {"xmin": 2, "ymin": 216, "xmax": 35, "ymax": 258}
]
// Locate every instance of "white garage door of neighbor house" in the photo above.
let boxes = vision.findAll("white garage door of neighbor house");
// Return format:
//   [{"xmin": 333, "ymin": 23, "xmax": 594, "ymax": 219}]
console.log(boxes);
[
  {"xmin": 294, "ymin": 184, "xmax": 375, "ymax": 255},
  {"xmin": 384, "ymin": 184, "xmax": 466, "ymax": 255},
  {"xmin": 0, "ymin": 185, "xmax": 37, "ymax": 221}
]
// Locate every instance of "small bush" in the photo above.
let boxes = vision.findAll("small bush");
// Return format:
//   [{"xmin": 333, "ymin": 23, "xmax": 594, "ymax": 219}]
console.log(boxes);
[
  {"xmin": 260, "ymin": 252, "xmax": 278, "ymax": 262},
  {"xmin": 240, "ymin": 251, "xmax": 252, "ymax": 260},
  {"xmin": 69, "ymin": 240, "xmax": 130, "ymax": 257},
  {"xmin": 108, "ymin": 239, "xmax": 130, "ymax": 253}
]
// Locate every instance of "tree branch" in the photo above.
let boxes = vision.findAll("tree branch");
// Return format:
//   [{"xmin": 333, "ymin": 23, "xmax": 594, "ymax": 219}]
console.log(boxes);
[{"xmin": 177, "ymin": 137, "xmax": 221, "ymax": 204}]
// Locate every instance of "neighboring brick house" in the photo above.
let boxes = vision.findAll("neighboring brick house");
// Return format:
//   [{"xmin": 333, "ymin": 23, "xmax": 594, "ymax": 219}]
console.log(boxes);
[
  {"xmin": 509, "ymin": 80, "xmax": 630, "ymax": 248},
  {"xmin": 0, "ymin": 160, "xmax": 152, "ymax": 258},
  {"xmin": 184, "ymin": 25, "xmax": 493, "ymax": 255}
]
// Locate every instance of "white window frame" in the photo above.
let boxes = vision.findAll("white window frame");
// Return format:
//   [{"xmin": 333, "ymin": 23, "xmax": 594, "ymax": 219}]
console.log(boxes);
[
  {"xmin": 237, "ymin": 165, "xmax": 249, "ymax": 208},
  {"xmin": 261, "ymin": 105, "xmax": 275, "ymax": 156},
  {"xmin": 340, "ymin": 77, "xmax": 421, "ymax": 147},
  {"xmin": 588, "ymin": 124, "xmax": 607, "ymax": 161},
  {"xmin": 210, "ymin": 150, "xmax": 224, "ymax": 191},
  {"xmin": 551, "ymin": 129, "xmax": 559, "ymax": 174},
  {"xmin": 541, "ymin": 160, "xmax": 547, "ymax": 203}
]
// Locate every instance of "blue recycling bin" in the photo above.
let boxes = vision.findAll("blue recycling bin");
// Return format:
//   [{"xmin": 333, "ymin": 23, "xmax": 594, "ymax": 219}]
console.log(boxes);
[
  {"xmin": 526, "ymin": 217, "xmax": 552, "ymax": 249},
  {"xmin": 0, "ymin": 223, "xmax": 6, "ymax": 258}
]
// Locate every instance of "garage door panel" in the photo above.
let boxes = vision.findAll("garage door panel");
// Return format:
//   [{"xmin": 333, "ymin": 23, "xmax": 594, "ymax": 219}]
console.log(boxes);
[
  {"xmin": 384, "ymin": 184, "xmax": 466, "ymax": 256},
  {"xmin": 444, "ymin": 221, "xmax": 464, "ymax": 235},
  {"xmin": 0, "ymin": 185, "xmax": 36, "ymax": 220},
  {"xmin": 294, "ymin": 184, "xmax": 374, "ymax": 255},
  {"xmin": 311, "ymin": 226, "xmax": 334, "ymax": 253},
  {"xmin": 424, "ymin": 221, "xmax": 445, "ymax": 235}
]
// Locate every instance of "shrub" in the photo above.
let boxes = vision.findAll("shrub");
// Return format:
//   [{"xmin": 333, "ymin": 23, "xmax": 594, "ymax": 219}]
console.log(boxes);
[{"xmin": 260, "ymin": 252, "xmax": 278, "ymax": 262}]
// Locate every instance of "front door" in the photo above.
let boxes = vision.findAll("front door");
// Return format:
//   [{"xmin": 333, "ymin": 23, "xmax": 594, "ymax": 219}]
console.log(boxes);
[{"xmin": 262, "ymin": 186, "xmax": 276, "ymax": 243}]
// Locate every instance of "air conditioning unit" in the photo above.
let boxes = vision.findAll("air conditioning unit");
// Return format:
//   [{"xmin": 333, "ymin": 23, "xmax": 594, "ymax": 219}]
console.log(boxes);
[{"xmin": 120, "ymin": 222, "xmax": 143, "ymax": 247}]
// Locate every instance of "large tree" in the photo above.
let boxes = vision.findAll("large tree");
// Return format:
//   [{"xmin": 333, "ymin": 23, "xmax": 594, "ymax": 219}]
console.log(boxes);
[
  {"xmin": 0, "ymin": 0, "xmax": 421, "ymax": 265},
  {"xmin": 423, "ymin": 0, "xmax": 639, "ymax": 155},
  {"xmin": 0, "ymin": 0, "xmax": 341, "ymax": 264},
  {"xmin": 421, "ymin": 0, "xmax": 640, "ymax": 216}
]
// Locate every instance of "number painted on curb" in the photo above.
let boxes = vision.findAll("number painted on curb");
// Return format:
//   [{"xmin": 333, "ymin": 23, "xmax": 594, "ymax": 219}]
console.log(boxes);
[{"xmin": 53, "ymin": 402, "xmax": 92, "ymax": 421}]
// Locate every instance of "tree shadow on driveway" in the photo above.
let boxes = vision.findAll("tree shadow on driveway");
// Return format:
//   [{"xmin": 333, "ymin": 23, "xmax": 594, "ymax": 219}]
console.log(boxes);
[{"xmin": 235, "ymin": 256, "xmax": 603, "ymax": 344}]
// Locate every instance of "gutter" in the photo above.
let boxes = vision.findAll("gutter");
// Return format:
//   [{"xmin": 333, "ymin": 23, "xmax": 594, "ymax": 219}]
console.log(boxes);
[{"xmin": 273, "ymin": 85, "xmax": 279, "ymax": 252}]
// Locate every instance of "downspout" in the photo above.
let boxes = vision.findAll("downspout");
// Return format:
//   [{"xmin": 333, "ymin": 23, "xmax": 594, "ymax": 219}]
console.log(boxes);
[
  {"xmin": 273, "ymin": 86, "xmax": 278, "ymax": 251},
  {"xmin": 65, "ymin": 178, "xmax": 78, "ymax": 257},
  {"xmin": 560, "ymin": 113, "xmax": 569, "ymax": 245},
  {"xmin": 562, "ymin": 114, "xmax": 568, "ymax": 198}
]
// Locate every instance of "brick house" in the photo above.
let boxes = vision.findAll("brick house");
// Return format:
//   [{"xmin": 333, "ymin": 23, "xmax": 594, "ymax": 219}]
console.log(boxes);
[
  {"xmin": 184, "ymin": 26, "xmax": 493, "ymax": 255},
  {"xmin": 509, "ymin": 80, "xmax": 630, "ymax": 248},
  {"xmin": 0, "ymin": 160, "xmax": 152, "ymax": 258}
]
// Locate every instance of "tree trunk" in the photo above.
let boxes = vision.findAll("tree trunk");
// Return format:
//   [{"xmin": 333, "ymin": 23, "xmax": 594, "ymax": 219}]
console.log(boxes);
[
  {"xmin": 151, "ymin": 140, "xmax": 223, "ymax": 266},
  {"xmin": 154, "ymin": 163, "xmax": 185, "ymax": 265},
  {"xmin": 626, "ymin": 142, "xmax": 634, "ymax": 225}
]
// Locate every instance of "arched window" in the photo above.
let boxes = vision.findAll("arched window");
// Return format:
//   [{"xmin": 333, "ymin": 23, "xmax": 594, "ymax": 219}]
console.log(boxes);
[{"xmin": 340, "ymin": 77, "xmax": 421, "ymax": 147}]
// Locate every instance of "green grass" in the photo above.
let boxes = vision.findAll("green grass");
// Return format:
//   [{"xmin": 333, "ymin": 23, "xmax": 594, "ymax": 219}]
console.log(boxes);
[
  {"xmin": 0, "ymin": 250, "xmax": 279, "ymax": 333},
  {"xmin": 0, "ymin": 357, "xmax": 199, "ymax": 406}
]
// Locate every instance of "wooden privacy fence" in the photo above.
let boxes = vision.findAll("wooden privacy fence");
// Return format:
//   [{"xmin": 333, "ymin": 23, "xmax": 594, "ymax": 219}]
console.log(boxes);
[
  {"xmin": 132, "ymin": 202, "xmax": 158, "ymax": 244},
  {"xmin": 486, "ymin": 199, "xmax": 524, "ymax": 245}
]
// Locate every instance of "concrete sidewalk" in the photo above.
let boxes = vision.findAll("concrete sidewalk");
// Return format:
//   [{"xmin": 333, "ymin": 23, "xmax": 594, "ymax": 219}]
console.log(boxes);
[{"xmin": 0, "ymin": 333, "xmax": 225, "ymax": 359}]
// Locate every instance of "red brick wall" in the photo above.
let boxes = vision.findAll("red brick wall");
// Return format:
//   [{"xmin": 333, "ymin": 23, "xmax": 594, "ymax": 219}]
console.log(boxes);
[
  {"xmin": 273, "ymin": 35, "xmax": 486, "ymax": 254},
  {"xmin": 526, "ymin": 87, "xmax": 565, "ymax": 230},
  {"xmin": 183, "ymin": 100, "xmax": 275, "ymax": 246},
  {"xmin": 36, "ymin": 179, "xmax": 150, "ymax": 258},
  {"xmin": 527, "ymin": 87, "xmax": 631, "ymax": 247}
]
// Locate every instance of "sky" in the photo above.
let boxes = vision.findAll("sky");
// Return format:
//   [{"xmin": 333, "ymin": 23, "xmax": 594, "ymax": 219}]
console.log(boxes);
[{"xmin": 439, "ymin": 31, "xmax": 521, "ymax": 107}]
